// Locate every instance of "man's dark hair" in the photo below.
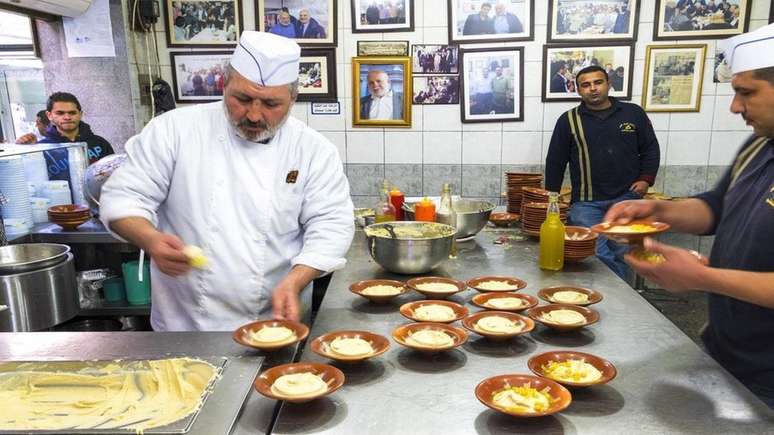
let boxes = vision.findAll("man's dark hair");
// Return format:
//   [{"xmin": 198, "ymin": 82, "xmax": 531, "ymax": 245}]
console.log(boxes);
[
  {"xmin": 35, "ymin": 110, "xmax": 49, "ymax": 125},
  {"xmin": 46, "ymin": 92, "xmax": 81, "ymax": 112},
  {"xmin": 575, "ymin": 65, "xmax": 608, "ymax": 84},
  {"xmin": 753, "ymin": 66, "xmax": 774, "ymax": 87}
]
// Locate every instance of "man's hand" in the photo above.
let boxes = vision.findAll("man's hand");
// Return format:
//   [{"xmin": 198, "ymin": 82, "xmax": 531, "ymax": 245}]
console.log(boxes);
[
  {"xmin": 630, "ymin": 180, "xmax": 649, "ymax": 196},
  {"xmin": 604, "ymin": 199, "xmax": 660, "ymax": 225},
  {"xmin": 15, "ymin": 133, "xmax": 37, "ymax": 144},
  {"xmin": 624, "ymin": 238, "xmax": 709, "ymax": 292},
  {"xmin": 272, "ymin": 282, "xmax": 302, "ymax": 322},
  {"xmin": 145, "ymin": 232, "xmax": 191, "ymax": 276}
]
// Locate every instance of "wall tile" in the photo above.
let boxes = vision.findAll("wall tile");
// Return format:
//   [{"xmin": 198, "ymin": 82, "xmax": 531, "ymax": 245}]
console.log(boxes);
[
  {"xmin": 462, "ymin": 165, "xmax": 501, "ymax": 197},
  {"xmin": 347, "ymin": 131, "xmax": 384, "ymax": 163},
  {"xmin": 503, "ymin": 96, "xmax": 544, "ymax": 131},
  {"xmin": 502, "ymin": 131, "xmax": 542, "ymax": 164},
  {"xmin": 423, "ymin": 164, "xmax": 462, "ymax": 196},
  {"xmin": 423, "ymin": 131, "xmax": 462, "ymax": 164},
  {"xmin": 462, "ymin": 131, "xmax": 501, "ymax": 164},
  {"xmin": 668, "ymin": 96, "xmax": 714, "ymax": 131},
  {"xmin": 423, "ymin": 0, "xmax": 448, "ymax": 28},
  {"xmin": 712, "ymin": 95, "xmax": 750, "ymax": 131},
  {"xmin": 423, "ymin": 104, "xmax": 463, "ymax": 131},
  {"xmin": 385, "ymin": 131, "xmax": 422, "ymax": 163},
  {"xmin": 351, "ymin": 196, "xmax": 378, "ymax": 208},
  {"xmin": 709, "ymin": 132, "xmax": 748, "ymax": 165},
  {"xmin": 308, "ymin": 102, "xmax": 347, "ymax": 131},
  {"xmin": 662, "ymin": 165, "xmax": 707, "ymax": 197},
  {"xmin": 706, "ymin": 165, "xmax": 729, "ymax": 189},
  {"xmin": 386, "ymin": 164, "xmax": 423, "ymax": 197},
  {"xmin": 347, "ymin": 164, "xmax": 384, "ymax": 196},
  {"xmin": 523, "ymin": 61, "xmax": 543, "ymax": 97},
  {"xmin": 320, "ymin": 131, "xmax": 347, "ymax": 164},
  {"xmin": 666, "ymin": 131, "xmax": 711, "ymax": 166}
]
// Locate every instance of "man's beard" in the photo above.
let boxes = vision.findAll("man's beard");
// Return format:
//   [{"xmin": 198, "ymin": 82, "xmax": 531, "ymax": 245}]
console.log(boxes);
[{"xmin": 224, "ymin": 102, "xmax": 290, "ymax": 143}]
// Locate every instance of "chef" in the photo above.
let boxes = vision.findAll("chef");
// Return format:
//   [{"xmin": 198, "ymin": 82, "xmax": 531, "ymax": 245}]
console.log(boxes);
[{"xmin": 100, "ymin": 31, "xmax": 354, "ymax": 331}]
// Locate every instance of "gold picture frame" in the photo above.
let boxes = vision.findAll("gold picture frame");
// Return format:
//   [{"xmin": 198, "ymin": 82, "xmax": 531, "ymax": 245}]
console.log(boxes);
[
  {"xmin": 352, "ymin": 56, "xmax": 412, "ymax": 127},
  {"xmin": 642, "ymin": 44, "xmax": 707, "ymax": 113}
]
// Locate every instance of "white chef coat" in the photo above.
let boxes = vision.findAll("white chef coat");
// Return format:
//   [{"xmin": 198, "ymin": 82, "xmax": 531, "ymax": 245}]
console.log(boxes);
[{"xmin": 100, "ymin": 102, "xmax": 354, "ymax": 331}]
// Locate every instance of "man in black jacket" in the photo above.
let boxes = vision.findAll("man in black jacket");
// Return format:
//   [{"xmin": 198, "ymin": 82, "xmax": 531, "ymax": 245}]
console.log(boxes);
[{"xmin": 545, "ymin": 66, "xmax": 660, "ymax": 280}]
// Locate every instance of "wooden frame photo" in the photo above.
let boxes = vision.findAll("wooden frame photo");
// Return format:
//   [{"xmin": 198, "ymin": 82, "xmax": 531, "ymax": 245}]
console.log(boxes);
[
  {"xmin": 257, "ymin": 0, "xmax": 337, "ymax": 46},
  {"xmin": 547, "ymin": 0, "xmax": 639, "ymax": 42},
  {"xmin": 653, "ymin": 0, "xmax": 750, "ymax": 41},
  {"xmin": 351, "ymin": 0, "xmax": 415, "ymax": 33},
  {"xmin": 448, "ymin": 0, "xmax": 534, "ymax": 43},
  {"xmin": 297, "ymin": 48, "xmax": 337, "ymax": 102},
  {"xmin": 164, "ymin": 0, "xmax": 243, "ymax": 47},
  {"xmin": 352, "ymin": 56, "xmax": 412, "ymax": 127},
  {"xmin": 357, "ymin": 40, "xmax": 410, "ymax": 56},
  {"xmin": 413, "ymin": 76, "xmax": 460, "ymax": 105},
  {"xmin": 642, "ymin": 44, "xmax": 707, "ymax": 112},
  {"xmin": 169, "ymin": 51, "xmax": 232, "ymax": 103},
  {"xmin": 460, "ymin": 46, "xmax": 524, "ymax": 123},
  {"xmin": 542, "ymin": 43, "xmax": 634, "ymax": 102},
  {"xmin": 412, "ymin": 44, "xmax": 459, "ymax": 75}
]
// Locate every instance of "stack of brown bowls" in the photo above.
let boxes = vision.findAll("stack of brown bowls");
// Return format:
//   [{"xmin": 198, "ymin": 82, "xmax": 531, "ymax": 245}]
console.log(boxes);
[
  {"xmin": 564, "ymin": 226, "xmax": 597, "ymax": 262},
  {"xmin": 505, "ymin": 172, "xmax": 543, "ymax": 214},
  {"xmin": 47, "ymin": 204, "xmax": 91, "ymax": 230},
  {"xmin": 520, "ymin": 202, "xmax": 569, "ymax": 236},
  {"xmin": 520, "ymin": 187, "xmax": 551, "ymax": 217}
]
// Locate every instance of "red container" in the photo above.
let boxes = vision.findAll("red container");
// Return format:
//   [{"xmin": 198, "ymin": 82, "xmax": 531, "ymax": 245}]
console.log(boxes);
[{"xmin": 390, "ymin": 188, "xmax": 405, "ymax": 220}]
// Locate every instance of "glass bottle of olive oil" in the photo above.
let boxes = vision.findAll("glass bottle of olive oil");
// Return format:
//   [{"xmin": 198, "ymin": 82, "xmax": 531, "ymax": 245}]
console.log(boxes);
[
  {"xmin": 374, "ymin": 180, "xmax": 396, "ymax": 223},
  {"xmin": 437, "ymin": 183, "xmax": 457, "ymax": 258},
  {"xmin": 539, "ymin": 192, "xmax": 565, "ymax": 271}
]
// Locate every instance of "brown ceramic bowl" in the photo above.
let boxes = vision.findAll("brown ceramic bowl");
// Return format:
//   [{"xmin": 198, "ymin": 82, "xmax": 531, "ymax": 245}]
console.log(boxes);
[
  {"xmin": 537, "ymin": 286, "xmax": 603, "ymax": 307},
  {"xmin": 475, "ymin": 374, "xmax": 572, "ymax": 417},
  {"xmin": 233, "ymin": 319, "xmax": 309, "ymax": 351},
  {"xmin": 461, "ymin": 311, "xmax": 534, "ymax": 341},
  {"xmin": 254, "ymin": 362, "xmax": 344, "ymax": 403},
  {"xmin": 392, "ymin": 322, "xmax": 468, "ymax": 353},
  {"xmin": 564, "ymin": 226, "xmax": 598, "ymax": 242},
  {"xmin": 471, "ymin": 292, "xmax": 538, "ymax": 312},
  {"xmin": 466, "ymin": 276, "xmax": 527, "ymax": 293},
  {"xmin": 489, "ymin": 212, "xmax": 520, "ymax": 227},
  {"xmin": 349, "ymin": 279, "xmax": 408, "ymax": 303},
  {"xmin": 48, "ymin": 215, "xmax": 91, "ymax": 230},
  {"xmin": 526, "ymin": 304, "xmax": 599, "ymax": 332},
  {"xmin": 310, "ymin": 330, "xmax": 390, "ymax": 363},
  {"xmin": 47, "ymin": 204, "xmax": 90, "ymax": 214},
  {"xmin": 590, "ymin": 220, "xmax": 670, "ymax": 244},
  {"xmin": 527, "ymin": 350, "xmax": 617, "ymax": 388},
  {"xmin": 399, "ymin": 300, "xmax": 468, "ymax": 323},
  {"xmin": 406, "ymin": 276, "xmax": 467, "ymax": 299}
]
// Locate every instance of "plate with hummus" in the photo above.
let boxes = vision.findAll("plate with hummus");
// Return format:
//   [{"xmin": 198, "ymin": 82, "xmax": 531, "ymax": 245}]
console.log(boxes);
[
  {"xmin": 528, "ymin": 350, "xmax": 617, "ymax": 388},
  {"xmin": 254, "ymin": 362, "xmax": 344, "ymax": 403},
  {"xmin": 471, "ymin": 292, "xmax": 538, "ymax": 312},
  {"xmin": 406, "ymin": 276, "xmax": 467, "ymax": 299},
  {"xmin": 466, "ymin": 275, "xmax": 528, "ymax": 293},
  {"xmin": 311, "ymin": 330, "xmax": 390, "ymax": 362},
  {"xmin": 461, "ymin": 311, "xmax": 534, "ymax": 341},
  {"xmin": 350, "ymin": 279, "xmax": 408, "ymax": 303},
  {"xmin": 233, "ymin": 319, "xmax": 309, "ymax": 351},
  {"xmin": 526, "ymin": 304, "xmax": 599, "ymax": 332},
  {"xmin": 591, "ymin": 220, "xmax": 670, "ymax": 244},
  {"xmin": 475, "ymin": 374, "xmax": 571, "ymax": 417},
  {"xmin": 400, "ymin": 300, "xmax": 468, "ymax": 323},
  {"xmin": 538, "ymin": 286, "xmax": 602, "ymax": 306},
  {"xmin": 392, "ymin": 322, "xmax": 468, "ymax": 353}
]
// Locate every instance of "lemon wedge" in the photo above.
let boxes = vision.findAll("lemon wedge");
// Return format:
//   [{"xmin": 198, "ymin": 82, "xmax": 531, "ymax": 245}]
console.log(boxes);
[{"xmin": 183, "ymin": 245, "xmax": 209, "ymax": 269}]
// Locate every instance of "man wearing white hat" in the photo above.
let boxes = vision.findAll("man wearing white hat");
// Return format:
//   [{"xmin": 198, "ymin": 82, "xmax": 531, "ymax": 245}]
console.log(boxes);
[
  {"xmin": 100, "ymin": 32, "xmax": 354, "ymax": 331},
  {"xmin": 605, "ymin": 23, "xmax": 774, "ymax": 407}
]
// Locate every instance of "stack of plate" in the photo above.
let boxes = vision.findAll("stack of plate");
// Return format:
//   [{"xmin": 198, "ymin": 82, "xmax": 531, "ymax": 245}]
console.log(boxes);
[
  {"xmin": 41, "ymin": 180, "xmax": 73, "ymax": 207},
  {"xmin": 564, "ymin": 226, "xmax": 598, "ymax": 262},
  {"xmin": 505, "ymin": 172, "xmax": 543, "ymax": 214},
  {"xmin": 520, "ymin": 202, "xmax": 569, "ymax": 236},
  {"xmin": 0, "ymin": 156, "xmax": 33, "ymax": 224},
  {"xmin": 520, "ymin": 187, "xmax": 551, "ymax": 216},
  {"xmin": 48, "ymin": 204, "xmax": 91, "ymax": 230}
]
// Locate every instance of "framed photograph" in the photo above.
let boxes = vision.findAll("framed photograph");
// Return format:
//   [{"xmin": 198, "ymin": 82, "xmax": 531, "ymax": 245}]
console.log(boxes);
[
  {"xmin": 164, "ymin": 0, "xmax": 243, "ymax": 47},
  {"xmin": 542, "ymin": 43, "xmax": 634, "ymax": 102},
  {"xmin": 713, "ymin": 45, "xmax": 732, "ymax": 83},
  {"xmin": 169, "ymin": 51, "xmax": 231, "ymax": 103},
  {"xmin": 412, "ymin": 44, "xmax": 459, "ymax": 75},
  {"xmin": 547, "ymin": 0, "xmax": 639, "ymax": 42},
  {"xmin": 460, "ymin": 46, "xmax": 524, "ymax": 123},
  {"xmin": 448, "ymin": 0, "xmax": 534, "ymax": 43},
  {"xmin": 257, "ymin": 0, "xmax": 337, "ymax": 46},
  {"xmin": 352, "ymin": 56, "xmax": 412, "ymax": 127},
  {"xmin": 351, "ymin": 0, "xmax": 415, "ymax": 33},
  {"xmin": 413, "ymin": 76, "xmax": 460, "ymax": 105},
  {"xmin": 653, "ymin": 0, "xmax": 750, "ymax": 40},
  {"xmin": 357, "ymin": 40, "xmax": 410, "ymax": 56},
  {"xmin": 297, "ymin": 48, "xmax": 337, "ymax": 102},
  {"xmin": 642, "ymin": 44, "xmax": 707, "ymax": 112}
]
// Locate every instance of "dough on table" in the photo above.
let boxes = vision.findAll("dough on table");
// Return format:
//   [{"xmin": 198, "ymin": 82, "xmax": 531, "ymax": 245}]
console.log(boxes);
[
  {"xmin": 485, "ymin": 297, "xmax": 525, "ymax": 310},
  {"xmin": 248, "ymin": 326, "xmax": 297, "ymax": 346},
  {"xmin": 474, "ymin": 316, "xmax": 523, "ymax": 334},
  {"xmin": 329, "ymin": 336, "xmax": 373, "ymax": 357},
  {"xmin": 542, "ymin": 359, "xmax": 603, "ymax": 383},
  {"xmin": 361, "ymin": 284, "xmax": 403, "ymax": 296},
  {"xmin": 550, "ymin": 291, "xmax": 589, "ymax": 304},
  {"xmin": 415, "ymin": 282, "xmax": 459, "ymax": 293},
  {"xmin": 540, "ymin": 309, "xmax": 586, "ymax": 325},
  {"xmin": 270, "ymin": 372, "xmax": 328, "ymax": 398},
  {"xmin": 405, "ymin": 329, "xmax": 454, "ymax": 348},
  {"xmin": 413, "ymin": 304, "xmax": 456, "ymax": 321},
  {"xmin": 476, "ymin": 280, "xmax": 520, "ymax": 291}
]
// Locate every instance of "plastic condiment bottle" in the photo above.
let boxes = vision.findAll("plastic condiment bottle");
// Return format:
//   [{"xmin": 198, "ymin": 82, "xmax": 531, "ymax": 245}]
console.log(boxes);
[
  {"xmin": 389, "ymin": 186, "xmax": 405, "ymax": 220},
  {"xmin": 414, "ymin": 197, "xmax": 436, "ymax": 222},
  {"xmin": 539, "ymin": 192, "xmax": 565, "ymax": 271},
  {"xmin": 437, "ymin": 183, "xmax": 457, "ymax": 258},
  {"xmin": 374, "ymin": 180, "xmax": 396, "ymax": 223}
]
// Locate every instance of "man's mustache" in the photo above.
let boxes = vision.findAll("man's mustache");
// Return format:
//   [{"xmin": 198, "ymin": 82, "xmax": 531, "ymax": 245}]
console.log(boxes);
[{"xmin": 238, "ymin": 119, "xmax": 268, "ymax": 130}]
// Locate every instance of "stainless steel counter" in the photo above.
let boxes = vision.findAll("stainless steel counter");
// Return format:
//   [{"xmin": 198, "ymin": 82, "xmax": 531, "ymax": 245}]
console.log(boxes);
[{"xmin": 271, "ymin": 229, "xmax": 774, "ymax": 434}]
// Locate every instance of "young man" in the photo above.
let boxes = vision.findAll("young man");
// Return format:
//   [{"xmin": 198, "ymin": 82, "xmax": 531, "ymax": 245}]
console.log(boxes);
[
  {"xmin": 544, "ymin": 65, "xmax": 660, "ymax": 280},
  {"xmin": 15, "ymin": 110, "xmax": 49, "ymax": 144}
]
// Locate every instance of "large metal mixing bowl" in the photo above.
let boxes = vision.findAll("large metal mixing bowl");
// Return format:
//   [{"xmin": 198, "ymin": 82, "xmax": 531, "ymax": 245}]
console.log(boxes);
[
  {"xmin": 0, "ymin": 243, "xmax": 71, "ymax": 274},
  {"xmin": 403, "ymin": 199, "xmax": 496, "ymax": 240},
  {"xmin": 364, "ymin": 222, "xmax": 455, "ymax": 274}
]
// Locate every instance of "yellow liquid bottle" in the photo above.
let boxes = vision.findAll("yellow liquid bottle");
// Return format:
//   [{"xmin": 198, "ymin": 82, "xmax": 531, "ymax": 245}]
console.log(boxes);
[
  {"xmin": 437, "ymin": 183, "xmax": 457, "ymax": 258},
  {"xmin": 374, "ymin": 180, "xmax": 396, "ymax": 223},
  {"xmin": 539, "ymin": 192, "xmax": 565, "ymax": 271}
]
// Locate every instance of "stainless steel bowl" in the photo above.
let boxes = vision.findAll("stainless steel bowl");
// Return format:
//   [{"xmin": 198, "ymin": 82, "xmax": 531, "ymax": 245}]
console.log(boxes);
[
  {"xmin": 403, "ymin": 199, "xmax": 496, "ymax": 240},
  {"xmin": 0, "ymin": 243, "xmax": 71, "ymax": 274},
  {"xmin": 364, "ymin": 222, "xmax": 455, "ymax": 274}
]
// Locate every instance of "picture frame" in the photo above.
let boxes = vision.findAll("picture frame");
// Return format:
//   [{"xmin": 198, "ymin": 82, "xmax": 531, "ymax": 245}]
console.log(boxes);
[
  {"xmin": 713, "ymin": 45, "xmax": 732, "ymax": 83},
  {"xmin": 448, "ymin": 0, "xmax": 534, "ymax": 43},
  {"xmin": 256, "ymin": 0, "xmax": 337, "ymax": 47},
  {"xmin": 297, "ymin": 48, "xmax": 337, "ymax": 102},
  {"xmin": 542, "ymin": 43, "xmax": 635, "ymax": 102},
  {"xmin": 459, "ymin": 46, "xmax": 524, "ymax": 123},
  {"xmin": 412, "ymin": 76, "xmax": 460, "ymax": 105},
  {"xmin": 164, "ymin": 0, "xmax": 243, "ymax": 48},
  {"xmin": 351, "ymin": 0, "xmax": 415, "ymax": 33},
  {"xmin": 412, "ymin": 44, "xmax": 459, "ymax": 75},
  {"xmin": 169, "ymin": 51, "xmax": 232, "ymax": 103},
  {"xmin": 653, "ymin": 0, "xmax": 750, "ymax": 41},
  {"xmin": 642, "ymin": 44, "xmax": 707, "ymax": 112},
  {"xmin": 547, "ymin": 0, "xmax": 639, "ymax": 42},
  {"xmin": 357, "ymin": 40, "xmax": 410, "ymax": 56},
  {"xmin": 352, "ymin": 56, "xmax": 412, "ymax": 127}
]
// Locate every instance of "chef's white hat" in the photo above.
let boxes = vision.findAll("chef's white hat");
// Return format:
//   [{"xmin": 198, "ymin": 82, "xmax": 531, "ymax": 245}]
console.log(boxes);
[
  {"xmin": 230, "ymin": 31, "xmax": 300, "ymax": 86},
  {"xmin": 720, "ymin": 23, "xmax": 774, "ymax": 74}
]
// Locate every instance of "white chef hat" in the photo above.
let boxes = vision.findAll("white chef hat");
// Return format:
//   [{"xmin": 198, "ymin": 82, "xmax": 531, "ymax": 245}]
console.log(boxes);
[
  {"xmin": 230, "ymin": 31, "xmax": 300, "ymax": 86},
  {"xmin": 720, "ymin": 23, "xmax": 774, "ymax": 74}
]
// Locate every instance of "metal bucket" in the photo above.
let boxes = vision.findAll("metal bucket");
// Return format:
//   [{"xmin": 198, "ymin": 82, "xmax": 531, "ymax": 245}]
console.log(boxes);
[{"xmin": 0, "ymin": 243, "xmax": 70, "ymax": 274}]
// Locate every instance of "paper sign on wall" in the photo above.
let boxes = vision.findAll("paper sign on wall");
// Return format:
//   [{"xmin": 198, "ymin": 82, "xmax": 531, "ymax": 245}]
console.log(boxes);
[{"xmin": 63, "ymin": 0, "xmax": 115, "ymax": 58}]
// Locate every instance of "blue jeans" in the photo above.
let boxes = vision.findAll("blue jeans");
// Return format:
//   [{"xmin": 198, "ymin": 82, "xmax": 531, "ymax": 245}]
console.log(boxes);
[{"xmin": 568, "ymin": 191, "xmax": 642, "ymax": 281}]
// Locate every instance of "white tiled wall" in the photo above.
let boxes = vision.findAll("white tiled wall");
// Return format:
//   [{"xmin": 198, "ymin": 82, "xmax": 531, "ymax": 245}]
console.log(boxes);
[{"xmin": 130, "ymin": 0, "xmax": 771, "ymax": 168}]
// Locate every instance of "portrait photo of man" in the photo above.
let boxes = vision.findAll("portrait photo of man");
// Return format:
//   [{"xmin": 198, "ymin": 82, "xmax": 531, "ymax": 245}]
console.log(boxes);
[
  {"xmin": 359, "ymin": 67, "xmax": 404, "ymax": 120},
  {"xmin": 262, "ymin": 0, "xmax": 334, "ymax": 43},
  {"xmin": 451, "ymin": 0, "xmax": 531, "ymax": 42}
]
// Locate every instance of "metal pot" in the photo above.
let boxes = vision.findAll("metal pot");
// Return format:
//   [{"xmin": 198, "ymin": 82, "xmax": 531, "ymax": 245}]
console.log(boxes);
[
  {"xmin": 365, "ymin": 222, "xmax": 455, "ymax": 274},
  {"xmin": 0, "ymin": 243, "xmax": 70, "ymax": 274},
  {"xmin": 403, "ymin": 199, "xmax": 495, "ymax": 240}
]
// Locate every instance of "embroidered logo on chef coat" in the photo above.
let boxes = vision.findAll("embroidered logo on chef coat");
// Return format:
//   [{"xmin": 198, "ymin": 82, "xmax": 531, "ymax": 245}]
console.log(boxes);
[
  {"xmin": 286, "ymin": 170, "xmax": 299, "ymax": 184},
  {"xmin": 619, "ymin": 122, "xmax": 636, "ymax": 133}
]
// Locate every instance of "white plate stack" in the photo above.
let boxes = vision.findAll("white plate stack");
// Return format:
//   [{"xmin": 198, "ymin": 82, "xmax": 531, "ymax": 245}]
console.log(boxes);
[
  {"xmin": 41, "ymin": 180, "xmax": 72, "ymax": 207},
  {"xmin": 0, "ymin": 156, "xmax": 33, "ymax": 224},
  {"xmin": 68, "ymin": 147, "xmax": 88, "ymax": 205},
  {"xmin": 30, "ymin": 197, "xmax": 50, "ymax": 223},
  {"xmin": 23, "ymin": 152, "xmax": 49, "ymax": 187}
]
